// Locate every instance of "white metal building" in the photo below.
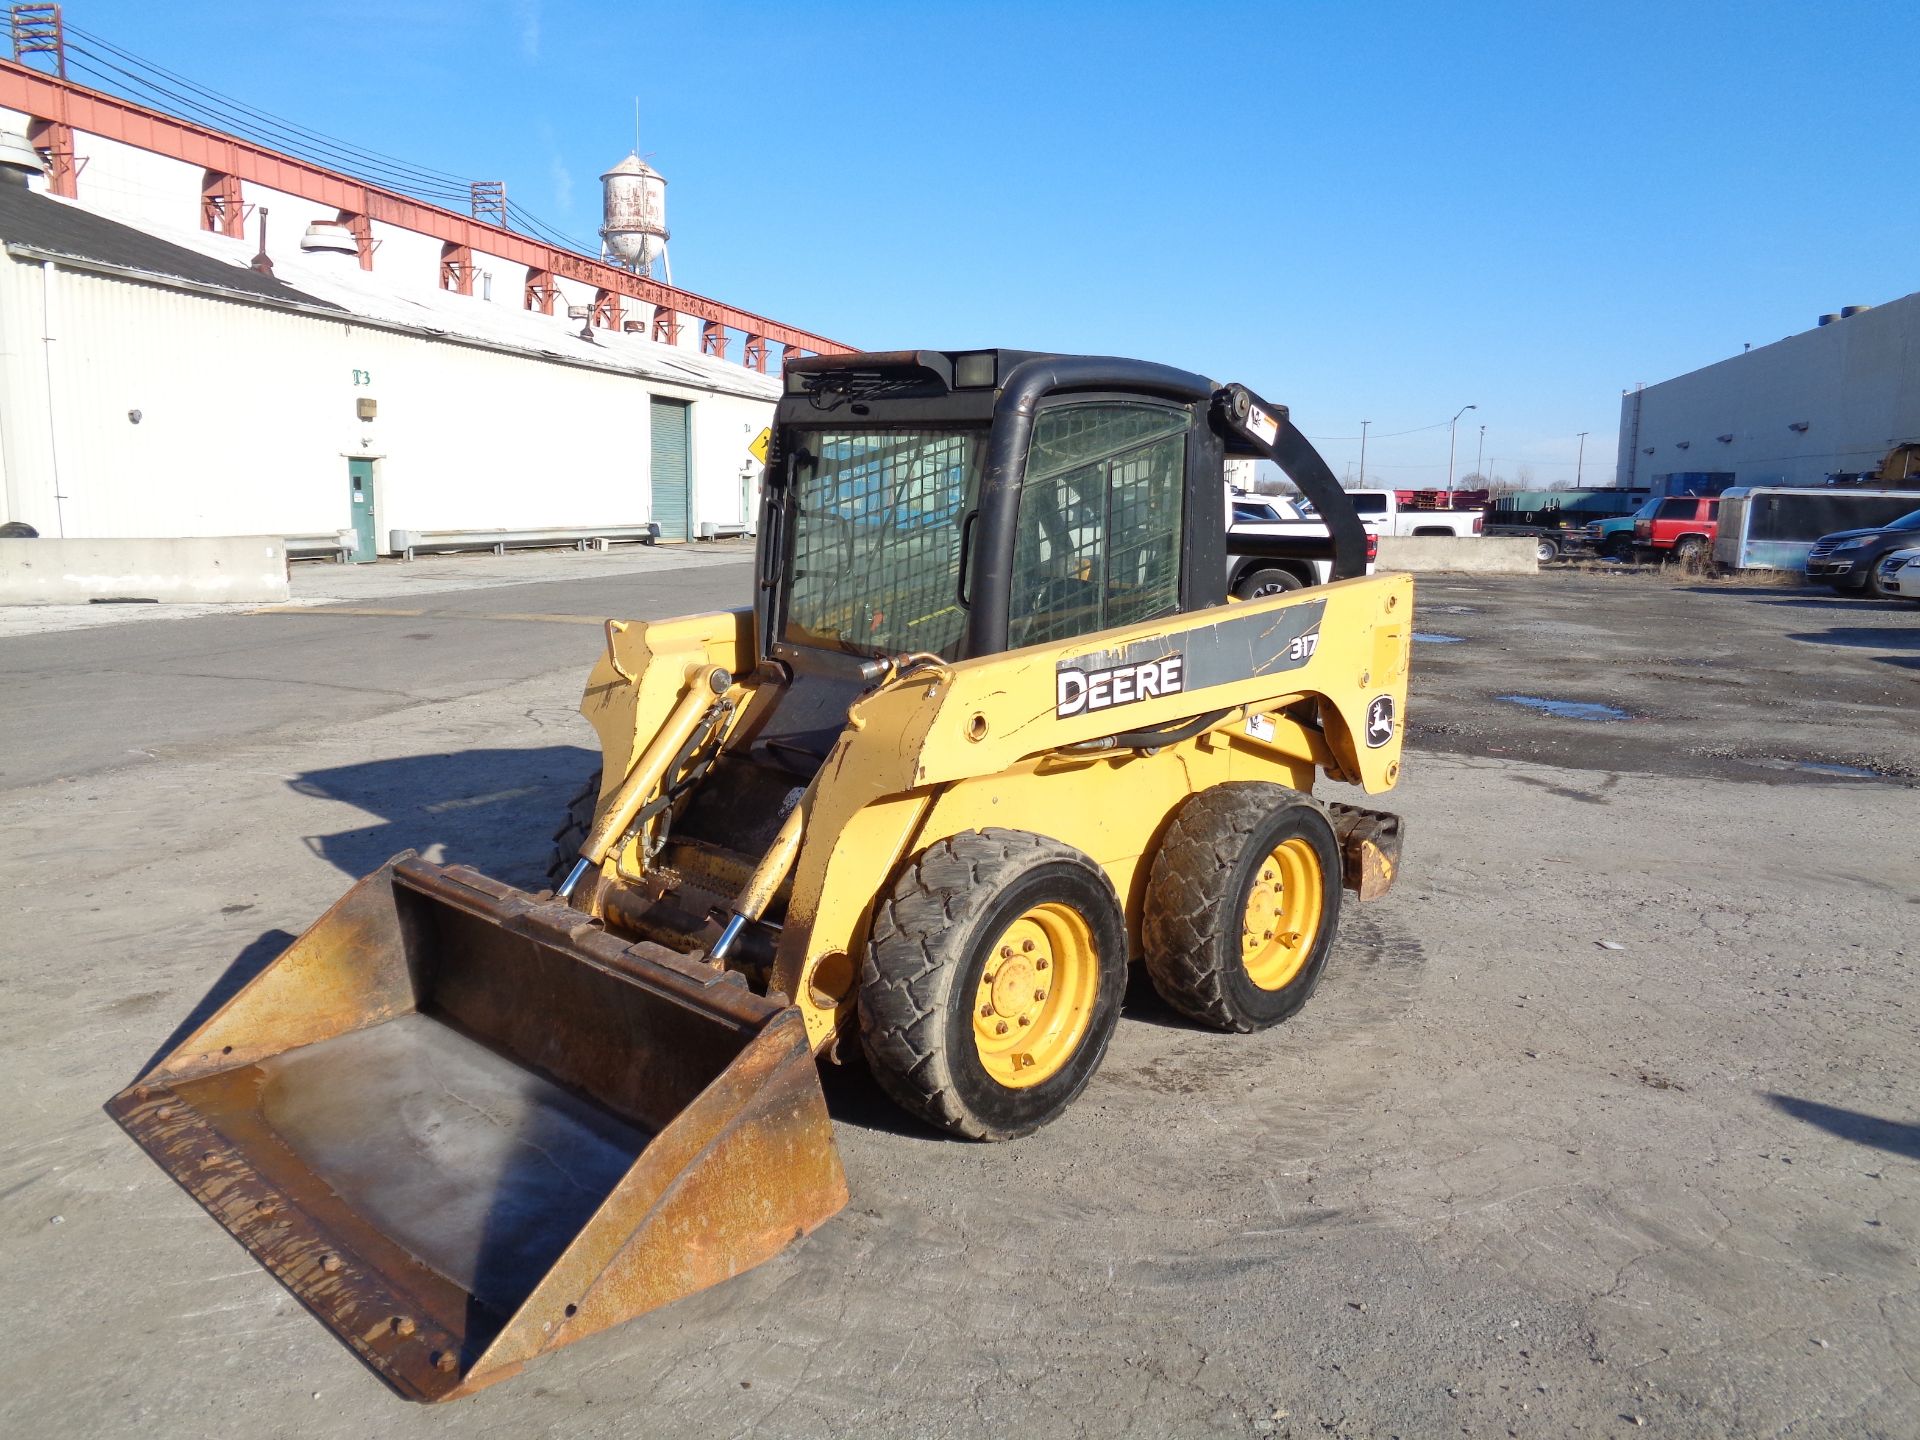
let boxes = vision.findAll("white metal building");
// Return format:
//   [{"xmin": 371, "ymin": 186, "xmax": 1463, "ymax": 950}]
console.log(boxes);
[
  {"xmin": 0, "ymin": 66, "xmax": 843, "ymax": 555},
  {"xmin": 1615, "ymin": 293, "xmax": 1920, "ymax": 492}
]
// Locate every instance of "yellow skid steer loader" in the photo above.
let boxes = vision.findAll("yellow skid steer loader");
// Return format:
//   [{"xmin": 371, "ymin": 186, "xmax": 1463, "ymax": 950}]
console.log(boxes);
[{"xmin": 109, "ymin": 351, "xmax": 1410, "ymax": 1400}]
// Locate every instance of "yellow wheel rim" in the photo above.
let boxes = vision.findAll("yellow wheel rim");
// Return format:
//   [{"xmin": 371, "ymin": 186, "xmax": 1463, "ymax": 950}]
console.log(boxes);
[
  {"xmin": 970, "ymin": 902, "xmax": 1098, "ymax": 1089},
  {"xmin": 1240, "ymin": 838, "xmax": 1324, "ymax": 991}
]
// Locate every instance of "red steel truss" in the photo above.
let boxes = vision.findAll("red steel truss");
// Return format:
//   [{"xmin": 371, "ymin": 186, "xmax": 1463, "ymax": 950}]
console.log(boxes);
[{"xmin": 0, "ymin": 58, "xmax": 847, "ymax": 360}]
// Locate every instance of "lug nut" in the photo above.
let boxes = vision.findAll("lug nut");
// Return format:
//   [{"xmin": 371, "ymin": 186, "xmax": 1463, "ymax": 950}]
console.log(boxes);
[
  {"xmin": 1018, "ymin": 1014, "xmax": 1031, "ymax": 1026},
  {"xmin": 1000, "ymin": 945, "xmax": 1013, "ymax": 959},
  {"xmin": 980, "ymin": 1004, "xmax": 994, "ymax": 1017},
  {"xmin": 1022, "ymin": 939, "xmax": 1035, "ymax": 953},
  {"xmin": 1033, "ymin": 988, "xmax": 1046, "ymax": 1001},
  {"xmin": 433, "ymin": 1350, "xmax": 457, "ymax": 1373},
  {"xmin": 995, "ymin": 1021, "xmax": 1008, "ymax": 1035},
  {"xmin": 1035, "ymin": 958, "xmax": 1048, "ymax": 970}
]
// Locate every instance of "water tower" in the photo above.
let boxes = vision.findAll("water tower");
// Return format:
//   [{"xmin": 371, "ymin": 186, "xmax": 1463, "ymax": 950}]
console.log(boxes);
[{"xmin": 599, "ymin": 153, "xmax": 670, "ymax": 283}]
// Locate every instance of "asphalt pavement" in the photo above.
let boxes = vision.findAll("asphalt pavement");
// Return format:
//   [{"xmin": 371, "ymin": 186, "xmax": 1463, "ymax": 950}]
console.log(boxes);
[{"xmin": 0, "ymin": 557, "xmax": 1914, "ymax": 1439}]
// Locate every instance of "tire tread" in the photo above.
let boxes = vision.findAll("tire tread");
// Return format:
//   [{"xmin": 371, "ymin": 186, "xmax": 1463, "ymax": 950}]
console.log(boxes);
[
  {"xmin": 1142, "ymin": 782, "xmax": 1332, "ymax": 1033},
  {"xmin": 860, "ymin": 829, "xmax": 1109, "ymax": 1140}
]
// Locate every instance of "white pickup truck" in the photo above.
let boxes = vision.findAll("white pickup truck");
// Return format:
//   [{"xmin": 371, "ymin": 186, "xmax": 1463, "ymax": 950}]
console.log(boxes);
[
  {"xmin": 1322, "ymin": 488, "xmax": 1485, "ymax": 539},
  {"xmin": 1226, "ymin": 489, "xmax": 1373, "ymax": 597}
]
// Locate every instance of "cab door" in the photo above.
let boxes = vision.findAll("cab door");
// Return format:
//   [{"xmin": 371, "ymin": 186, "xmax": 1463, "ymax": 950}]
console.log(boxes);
[{"xmin": 1007, "ymin": 401, "xmax": 1190, "ymax": 650}]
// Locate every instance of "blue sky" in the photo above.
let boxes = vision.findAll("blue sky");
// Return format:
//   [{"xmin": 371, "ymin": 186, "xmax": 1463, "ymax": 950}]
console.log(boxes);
[{"xmin": 56, "ymin": 1, "xmax": 1920, "ymax": 486}]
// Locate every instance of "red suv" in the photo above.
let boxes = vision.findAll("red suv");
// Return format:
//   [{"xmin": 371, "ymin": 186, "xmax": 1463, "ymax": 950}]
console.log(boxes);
[{"xmin": 1634, "ymin": 494, "xmax": 1719, "ymax": 563}]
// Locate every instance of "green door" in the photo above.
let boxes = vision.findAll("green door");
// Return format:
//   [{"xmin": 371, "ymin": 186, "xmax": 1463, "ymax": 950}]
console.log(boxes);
[
  {"xmin": 347, "ymin": 458, "xmax": 377, "ymax": 563},
  {"xmin": 649, "ymin": 397, "xmax": 692, "ymax": 541}
]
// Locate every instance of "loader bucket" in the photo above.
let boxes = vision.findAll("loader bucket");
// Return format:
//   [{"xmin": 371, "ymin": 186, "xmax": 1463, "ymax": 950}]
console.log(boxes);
[{"xmin": 106, "ymin": 856, "xmax": 849, "ymax": 1401}]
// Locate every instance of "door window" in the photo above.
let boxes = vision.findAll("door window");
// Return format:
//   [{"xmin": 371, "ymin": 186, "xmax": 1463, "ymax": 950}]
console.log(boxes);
[{"xmin": 1010, "ymin": 403, "xmax": 1187, "ymax": 648}]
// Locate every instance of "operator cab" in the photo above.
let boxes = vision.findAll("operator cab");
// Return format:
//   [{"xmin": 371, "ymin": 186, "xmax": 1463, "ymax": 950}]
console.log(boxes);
[{"xmin": 765, "ymin": 349, "xmax": 1363, "ymax": 664}]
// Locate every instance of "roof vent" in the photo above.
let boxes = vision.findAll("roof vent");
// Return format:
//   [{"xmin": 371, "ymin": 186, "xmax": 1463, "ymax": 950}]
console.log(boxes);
[
  {"xmin": 1841, "ymin": 304, "xmax": 1871, "ymax": 318},
  {"xmin": 0, "ymin": 127, "xmax": 45, "ymax": 186},
  {"xmin": 301, "ymin": 221, "xmax": 359, "ymax": 255},
  {"xmin": 1817, "ymin": 313, "xmax": 1840, "ymax": 326}
]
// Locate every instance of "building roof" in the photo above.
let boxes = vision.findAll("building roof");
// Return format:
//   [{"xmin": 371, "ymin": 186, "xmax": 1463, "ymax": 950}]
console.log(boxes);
[
  {"xmin": 0, "ymin": 181, "xmax": 338, "ymax": 309},
  {"xmin": 0, "ymin": 181, "xmax": 778, "ymax": 402}
]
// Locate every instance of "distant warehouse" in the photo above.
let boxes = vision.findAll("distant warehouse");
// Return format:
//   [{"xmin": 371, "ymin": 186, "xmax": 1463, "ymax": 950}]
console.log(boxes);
[
  {"xmin": 0, "ymin": 54, "xmax": 846, "ymax": 557},
  {"xmin": 1616, "ymin": 293, "xmax": 1920, "ymax": 493}
]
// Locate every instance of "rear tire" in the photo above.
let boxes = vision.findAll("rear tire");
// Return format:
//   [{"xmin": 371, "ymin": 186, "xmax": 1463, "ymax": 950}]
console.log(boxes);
[
  {"xmin": 546, "ymin": 770, "xmax": 602, "ymax": 890},
  {"xmin": 1233, "ymin": 566, "xmax": 1305, "ymax": 600},
  {"xmin": 1535, "ymin": 537, "xmax": 1560, "ymax": 564},
  {"xmin": 859, "ymin": 830, "xmax": 1127, "ymax": 1141},
  {"xmin": 1142, "ymin": 784, "xmax": 1342, "ymax": 1033}
]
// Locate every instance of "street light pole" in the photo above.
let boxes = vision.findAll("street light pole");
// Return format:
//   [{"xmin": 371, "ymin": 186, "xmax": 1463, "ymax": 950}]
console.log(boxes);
[
  {"xmin": 1475, "ymin": 425, "xmax": 1485, "ymax": 484},
  {"xmin": 1359, "ymin": 420, "xmax": 1370, "ymax": 486},
  {"xmin": 1446, "ymin": 403, "xmax": 1478, "ymax": 491},
  {"xmin": 1576, "ymin": 431, "xmax": 1589, "ymax": 486}
]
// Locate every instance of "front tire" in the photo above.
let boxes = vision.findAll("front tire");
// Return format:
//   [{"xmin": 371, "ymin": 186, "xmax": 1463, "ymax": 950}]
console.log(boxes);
[
  {"xmin": 546, "ymin": 769, "xmax": 602, "ymax": 889},
  {"xmin": 860, "ymin": 830, "xmax": 1127, "ymax": 1141},
  {"xmin": 1233, "ymin": 566, "xmax": 1305, "ymax": 600},
  {"xmin": 1142, "ymin": 784, "xmax": 1342, "ymax": 1033}
]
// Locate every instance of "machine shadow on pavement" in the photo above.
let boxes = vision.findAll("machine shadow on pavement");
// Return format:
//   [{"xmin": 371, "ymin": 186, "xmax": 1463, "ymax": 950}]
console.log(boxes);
[
  {"xmin": 1767, "ymin": 1094, "xmax": 1920, "ymax": 1161},
  {"xmin": 139, "ymin": 928, "xmax": 298, "ymax": 1073},
  {"xmin": 288, "ymin": 744, "xmax": 599, "ymax": 887},
  {"xmin": 1781, "ymin": 625, "xmax": 1920, "ymax": 650}
]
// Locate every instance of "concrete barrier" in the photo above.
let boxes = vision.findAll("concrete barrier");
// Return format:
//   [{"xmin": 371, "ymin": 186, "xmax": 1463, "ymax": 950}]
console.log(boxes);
[
  {"xmin": 0, "ymin": 536, "xmax": 291, "ymax": 604},
  {"xmin": 1375, "ymin": 535, "xmax": 1538, "ymax": 575}
]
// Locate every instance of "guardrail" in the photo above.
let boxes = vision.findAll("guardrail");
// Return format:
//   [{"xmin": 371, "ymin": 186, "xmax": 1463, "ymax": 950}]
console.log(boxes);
[
  {"xmin": 287, "ymin": 532, "xmax": 354, "ymax": 564},
  {"xmin": 388, "ymin": 524, "xmax": 662, "ymax": 561}
]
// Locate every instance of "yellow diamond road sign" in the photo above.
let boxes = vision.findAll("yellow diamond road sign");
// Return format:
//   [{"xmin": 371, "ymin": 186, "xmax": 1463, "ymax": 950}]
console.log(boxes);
[{"xmin": 749, "ymin": 427, "xmax": 771, "ymax": 465}]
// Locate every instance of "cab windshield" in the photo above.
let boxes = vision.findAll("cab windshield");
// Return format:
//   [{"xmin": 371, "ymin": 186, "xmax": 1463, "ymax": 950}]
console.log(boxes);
[{"xmin": 784, "ymin": 428, "xmax": 983, "ymax": 657}]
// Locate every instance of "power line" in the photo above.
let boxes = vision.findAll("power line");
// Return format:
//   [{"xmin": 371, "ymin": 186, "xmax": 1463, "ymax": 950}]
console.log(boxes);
[
  {"xmin": 65, "ymin": 24, "xmax": 475, "ymax": 191},
  {"xmin": 1307, "ymin": 418, "xmax": 1452, "ymax": 443},
  {"xmin": 63, "ymin": 46, "xmax": 473, "ymax": 202},
  {"xmin": 57, "ymin": 26, "xmax": 604, "ymax": 257}
]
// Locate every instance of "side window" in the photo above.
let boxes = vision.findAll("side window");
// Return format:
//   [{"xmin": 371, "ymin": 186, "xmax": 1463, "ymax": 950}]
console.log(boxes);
[
  {"xmin": 1010, "ymin": 404, "xmax": 1188, "ymax": 648},
  {"xmin": 1704, "ymin": 500, "xmax": 1720, "ymax": 519},
  {"xmin": 1656, "ymin": 497, "xmax": 1696, "ymax": 519}
]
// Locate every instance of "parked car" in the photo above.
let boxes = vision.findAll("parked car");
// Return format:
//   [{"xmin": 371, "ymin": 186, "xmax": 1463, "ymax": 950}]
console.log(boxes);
[
  {"xmin": 1634, "ymin": 494, "xmax": 1720, "ymax": 564},
  {"xmin": 1343, "ymin": 488, "xmax": 1485, "ymax": 539},
  {"xmin": 1806, "ymin": 507, "xmax": 1920, "ymax": 597},
  {"xmin": 1876, "ymin": 547, "xmax": 1920, "ymax": 603},
  {"xmin": 1225, "ymin": 490, "xmax": 1374, "ymax": 597},
  {"xmin": 1586, "ymin": 497, "xmax": 1664, "ymax": 560}
]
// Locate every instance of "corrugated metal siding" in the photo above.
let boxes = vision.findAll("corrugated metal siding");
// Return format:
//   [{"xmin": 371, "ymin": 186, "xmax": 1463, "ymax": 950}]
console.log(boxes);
[
  {"xmin": 0, "ymin": 255, "xmax": 53, "ymax": 530},
  {"xmin": 649, "ymin": 397, "xmax": 691, "ymax": 541}
]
